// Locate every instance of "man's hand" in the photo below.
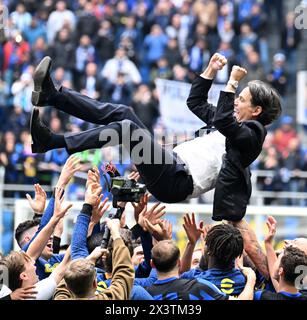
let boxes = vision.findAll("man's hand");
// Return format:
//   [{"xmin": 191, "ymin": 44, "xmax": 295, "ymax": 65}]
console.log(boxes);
[
  {"xmin": 91, "ymin": 195, "xmax": 110, "ymax": 224},
  {"xmin": 229, "ymin": 65, "xmax": 247, "ymax": 82},
  {"xmin": 132, "ymin": 193, "xmax": 151, "ymax": 223},
  {"xmin": 144, "ymin": 219, "xmax": 172, "ymax": 241},
  {"xmin": 85, "ymin": 182, "xmax": 102, "ymax": 206},
  {"xmin": 86, "ymin": 166, "xmax": 100, "ymax": 188},
  {"xmin": 201, "ymin": 53, "xmax": 228, "ymax": 79},
  {"xmin": 56, "ymin": 155, "xmax": 82, "ymax": 188},
  {"xmin": 26, "ymin": 184, "xmax": 47, "ymax": 214},
  {"xmin": 239, "ymin": 266, "xmax": 257, "ymax": 284},
  {"xmin": 138, "ymin": 202, "xmax": 166, "ymax": 231},
  {"xmin": 105, "ymin": 218, "xmax": 121, "ymax": 240},
  {"xmin": 182, "ymin": 213, "xmax": 204, "ymax": 245},
  {"xmin": 10, "ymin": 286, "xmax": 38, "ymax": 300},
  {"xmin": 86, "ymin": 246, "xmax": 108, "ymax": 264},
  {"xmin": 53, "ymin": 187, "xmax": 73, "ymax": 222},
  {"xmin": 265, "ymin": 216, "xmax": 277, "ymax": 244}
]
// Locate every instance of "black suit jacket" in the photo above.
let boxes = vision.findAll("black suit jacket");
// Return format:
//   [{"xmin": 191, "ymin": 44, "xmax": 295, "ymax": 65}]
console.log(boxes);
[{"xmin": 187, "ymin": 75, "xmax": 267, "ymax": 221}]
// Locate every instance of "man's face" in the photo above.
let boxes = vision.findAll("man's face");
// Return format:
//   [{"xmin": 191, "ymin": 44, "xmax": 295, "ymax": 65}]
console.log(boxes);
[
  {"xmin": 21, "ymin": 258, "xmax": 39, "ymax": 286},
  {"xmin": 191, "ymin": 250, "xmax": 202, "ymax": 269},
  {"xmin": 21, "ymin": 226, "xmax": 38, "ymax": 248},
  {"xmin": 234, "ymin": 87, "xmax": 260, "ymax": 122},
  {"xmin": 42, "ymin": 237, "xmax": 54, "ymax": 260}
]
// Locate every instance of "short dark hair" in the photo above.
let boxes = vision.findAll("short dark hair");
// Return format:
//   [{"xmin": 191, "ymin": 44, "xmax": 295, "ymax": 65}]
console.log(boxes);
[
  {"xmin": 280, "ymin": 246, "xmax": 307, "ymax": 285},
  {"xmin": 205, "ymin": 224, "xmax": 244, "ymax": 268},
  {"xmin": 15, "ymin": 219, "xmax": 40, "ymax": 247},
  {"xmin": 248, "ymin": 80, "xmax": 282, "ymax": 126},
  {"xmin": 151, "ymin": 240, "xmax": 180, "ymax": 273}
]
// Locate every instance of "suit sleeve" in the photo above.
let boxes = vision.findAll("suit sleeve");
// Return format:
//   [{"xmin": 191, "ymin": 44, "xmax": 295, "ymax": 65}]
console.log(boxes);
[
  {"xmin": 213, "ymin": 91, "xmax": 263, "ymax": 151},
  {"xmin": 186, "ymin": 75, "xmax": 216, "ymax": 126}
]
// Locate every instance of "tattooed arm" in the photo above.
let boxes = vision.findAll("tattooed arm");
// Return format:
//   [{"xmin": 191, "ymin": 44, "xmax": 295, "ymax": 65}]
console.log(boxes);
[{"xmin": 231, "ymin": 219, "xmax": 270, "ymax": 280}]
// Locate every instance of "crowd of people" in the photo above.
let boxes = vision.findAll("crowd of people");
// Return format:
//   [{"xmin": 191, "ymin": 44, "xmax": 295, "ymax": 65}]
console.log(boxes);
[
  {"xmin": 0, "ymin": 0, "xmax": 306, "ymax": 205},
  {"xmin": 0, "ymin": 155, "xmax": 306, "ymax": 300}
]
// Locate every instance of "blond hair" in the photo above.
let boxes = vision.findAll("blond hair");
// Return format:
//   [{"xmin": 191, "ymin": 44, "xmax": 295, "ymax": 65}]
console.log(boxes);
[{"xmin": 64, "ymin": 259, "xmax": 96, "ymax": 298}]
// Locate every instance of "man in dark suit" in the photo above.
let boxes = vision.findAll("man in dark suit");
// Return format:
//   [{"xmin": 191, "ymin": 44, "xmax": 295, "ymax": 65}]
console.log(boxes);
[{"xmin": 29, "ymin": 55, "xmax": 281, "ymax": 221}]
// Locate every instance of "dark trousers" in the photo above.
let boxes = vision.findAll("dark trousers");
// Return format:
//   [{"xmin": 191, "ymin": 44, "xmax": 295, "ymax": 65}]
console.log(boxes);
[{"xmin": 50, "ymin": 88, "xmax": 193, "ymax": 203}]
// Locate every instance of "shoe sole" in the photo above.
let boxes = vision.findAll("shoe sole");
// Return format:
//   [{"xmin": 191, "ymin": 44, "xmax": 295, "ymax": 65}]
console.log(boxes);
[
  {"xmin": 31, "ymin": 56, "xmax": 52, "ymax": 106},
  {"xmin": 30, "ymin": 107, "xmax": 39, "ymax": 153}
]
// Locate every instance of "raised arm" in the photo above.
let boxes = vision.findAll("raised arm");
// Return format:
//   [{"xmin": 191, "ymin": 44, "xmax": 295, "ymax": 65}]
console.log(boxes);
[
  {"xmin": 180, "ymin": 213, "xmax": 203, "ymax": 274},
  {"xmin": 213, "ymin": 66, "xmax": 264, "ymax": 150},
  {"xmin": 71, "ymin": 177, "xmax": 103, "ymax": 260},
  {"xmin": 264, "ymin": 216, "xmax": 279, "ymax": 291},
  {"xmin": 187, "ymin": 53, "xmax": 227, "ymax": 126},
  {"xmin": 99, "ymin": 218, "xmax": 135, "ymax": 300},
  {"xmin": 22, "ymin": 156, "xmax": 82, "ymax": 252},
  {"xmin": 26, "ymin": 188, "xmax": 73, "ymax": 261},
  {"xmin": 231, "ymin": 219, "xmax": 270, "ymax": 280}
]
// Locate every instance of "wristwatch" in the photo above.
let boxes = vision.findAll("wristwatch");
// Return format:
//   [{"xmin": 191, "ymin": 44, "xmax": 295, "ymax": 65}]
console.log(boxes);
[{"xmin": 228, "ymin": 80, "xmax": 239, "ymax": 90}]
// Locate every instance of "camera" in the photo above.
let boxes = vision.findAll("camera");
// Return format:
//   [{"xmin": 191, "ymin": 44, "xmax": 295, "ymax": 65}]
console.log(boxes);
[{"xmin": 110, "ymin": 177, "xmax": 146, "ymax": 207}]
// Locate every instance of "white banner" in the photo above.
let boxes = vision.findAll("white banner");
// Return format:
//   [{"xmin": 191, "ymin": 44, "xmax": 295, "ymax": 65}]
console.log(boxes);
[
  {"xmin": 155, "ymin": 78, "xmax": 224, "ymax": 132},
  {"xmin": 297, "ymin": 71, "xmax": 307, "ymax": 126}
]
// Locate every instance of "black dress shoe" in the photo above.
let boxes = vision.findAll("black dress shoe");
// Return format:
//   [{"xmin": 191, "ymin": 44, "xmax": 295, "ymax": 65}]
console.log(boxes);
[
  {"xmin": 31, "ymin": 56, "xmax": 57, "ymax": 106},
  {"xmin": 30, "ymin": 107, "xmax": 53, "ymax": 153}
]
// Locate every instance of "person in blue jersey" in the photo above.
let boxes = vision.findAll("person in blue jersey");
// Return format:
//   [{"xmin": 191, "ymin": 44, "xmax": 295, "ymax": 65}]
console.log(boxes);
[
  {"xmin": 70, "ymin": 170, "xmax": 162, "ymax": 299},
  {"xmin": 145, "ymin": 240, "xmax": 256, "ymax": 300},
  {"xmin": 15, "ymin": 155, "xmax": 81, "ymax": 280},
  {"xmin": 180, "ymin": 222, "xmax": 247, "ymax": 297},
  {"xmin": 254, "ymin": 245, "xmax": 307, "ymax": 300}
]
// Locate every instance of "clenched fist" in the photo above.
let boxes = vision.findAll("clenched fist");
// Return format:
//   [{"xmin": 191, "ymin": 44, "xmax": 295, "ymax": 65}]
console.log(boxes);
[{"xmin": 230, "ymin": 66, "xmax": 248, "ymax": 82}]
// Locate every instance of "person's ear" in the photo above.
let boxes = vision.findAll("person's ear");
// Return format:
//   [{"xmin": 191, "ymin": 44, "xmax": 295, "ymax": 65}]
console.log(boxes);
[
  {"xmin": 177, "ymin": 259, "xmax": 181, "ymax": 269},
  {"xmin": 252, "ymin": 105, "xmax": 262, "ymax": 117},
  {"xmin": 93, "ymin": 277, "xmax": 97, "ymax": 289},
  {"xmin": 278, "ymin": 266, "xmax": 284, "ymax": 278},
  {"xmin": 20, "ymin": 271, "xmax": 27, "ymax": 282}
]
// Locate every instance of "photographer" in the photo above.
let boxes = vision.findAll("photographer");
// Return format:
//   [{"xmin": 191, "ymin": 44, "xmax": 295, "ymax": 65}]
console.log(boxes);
[{"xmin": 54, "ymin": 218, "xmax": 134, "ymax": 300}]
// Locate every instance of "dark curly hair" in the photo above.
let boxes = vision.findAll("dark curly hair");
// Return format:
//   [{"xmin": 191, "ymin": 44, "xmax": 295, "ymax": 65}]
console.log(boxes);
[
  {"xmin": 205, "ymin": 223, "xmax": 244, "ymax": 269},
  {"xmin": 280, "ymin": 246, "xmax": 307, "ymax": 285}
]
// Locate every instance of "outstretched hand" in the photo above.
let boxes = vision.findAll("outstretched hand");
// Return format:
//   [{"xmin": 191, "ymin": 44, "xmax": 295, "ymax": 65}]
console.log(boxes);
[
  {"xmin": 182, "ymin": 213, "xmax": 204, "ymax": 245},
  {"xmin": 265, "ymin": 216, "xmax": 277, "ymax": 244},
  {"xmin": 56, "ymin": 155, "xmax": 82, "ymax": 188},
  {"xmin": 26, "ymin": 183, "xmax": 47, "ymax": 214},
  {"xmin": 53, "ymin": 187, "xmax": 73, "ymax": 221}
]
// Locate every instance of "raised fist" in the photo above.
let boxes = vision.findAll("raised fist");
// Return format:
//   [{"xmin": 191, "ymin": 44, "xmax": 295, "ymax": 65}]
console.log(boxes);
[
  {"xmin": 230, "ymin": 65, "xmax": 248, "ymax": 81},
  {"xmin": 209, "ymin": 53, "xmax": 228, "ymax": 71}
]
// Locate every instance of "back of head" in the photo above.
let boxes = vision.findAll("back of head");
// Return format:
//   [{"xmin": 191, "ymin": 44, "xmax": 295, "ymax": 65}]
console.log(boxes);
[
  {"xmin": 64, "ymin": 259, "xmax": 96, "ymax": 298},
  {"xmin": 15, "ymin": 219, "xmax": 40, "ymax": 248},
  {"xmin": 151, "ymin": 240, "xmax": 180, "ymax": 273},
  {"xmin": 0, "ymin": 251, "xmax": 30, "ymax": 291},
  {"xmin": 248, "ymin": 80, "xmax": 282, "ymax": 126},
  {"xmin": 281, "ymin": 246, "xmax": 307, "ymax": 286},
  {"xmin": 205, "ymin": 224, "xmax": 243, "ymax": 269}
]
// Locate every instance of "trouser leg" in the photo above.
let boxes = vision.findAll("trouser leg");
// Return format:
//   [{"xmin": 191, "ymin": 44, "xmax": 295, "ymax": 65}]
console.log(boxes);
[
  {"xmin": 50, "ymin": 87, "xmax": 146, "ymax": 128},
  {"xmin": 64, "ymin": 119, "xmax": 193, "ymax": 202}
]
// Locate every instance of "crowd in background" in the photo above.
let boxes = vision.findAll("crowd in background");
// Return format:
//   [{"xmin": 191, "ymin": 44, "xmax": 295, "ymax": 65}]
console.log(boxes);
[{"xmin": 0, "ymin": 0, "xmax": 306, "ymax": 204}]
